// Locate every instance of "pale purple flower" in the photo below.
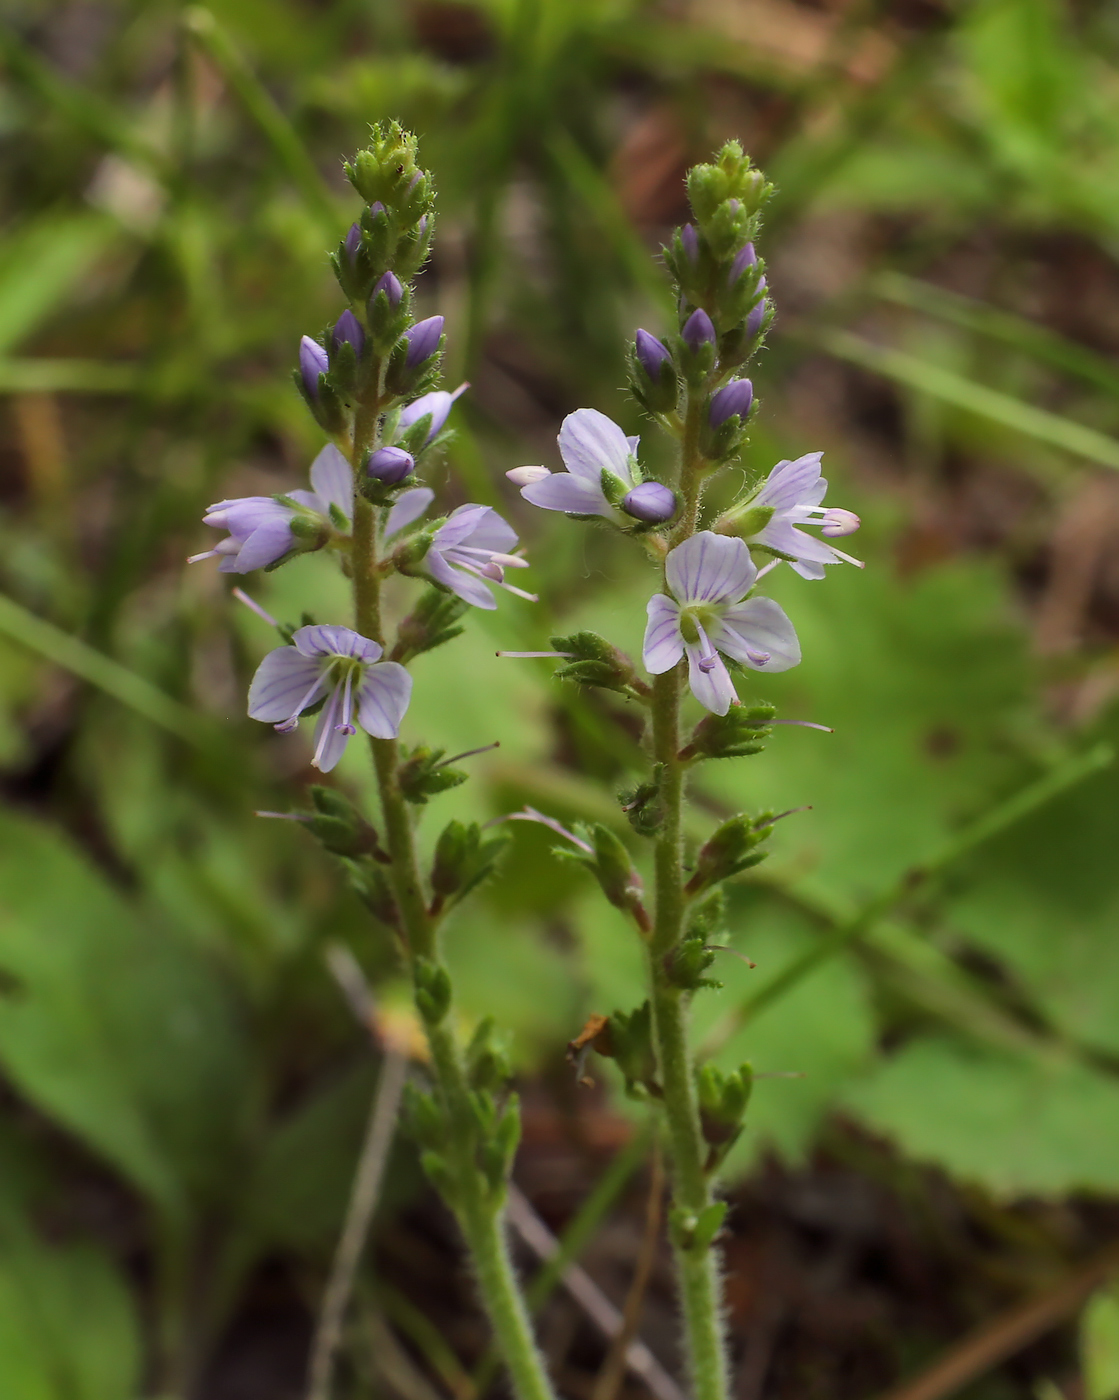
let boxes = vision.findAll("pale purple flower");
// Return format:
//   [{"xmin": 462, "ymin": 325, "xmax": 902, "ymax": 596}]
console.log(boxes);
[
  {"xmin": 710, "ymin": 378, "xmax": 753, "ymax": 428},
  {"xmin": 332, "ymin": 309, "xmax": 365, "ymax": 357},
  {"xmin": 248, "ymin": 625, "xmax": 411, "ymax": 772},
  {"xmin": 635, "ymin": 329, "xmax": 671, "ymax": 380},
  {"xmin": 371, "ymin": 271, "xmax": 403, "ymax": 307},
  {"xmin": 366, "ymin": 445, "xmax": 414, "ymax": 483},
  {"xmin": 427, "ymin": 505, "xmax": 535, "ymax": 610},
  {"xmin": 396, "ymin": 382, "xmax": 467, "ymax": 444},
  {"xmin": 643, "ymin": 532, "xmax": 800, "ymax": 715},
  {"xmin": 735, "ymin": 453, "xmax": 862, "ymax": 580},
  {"xmin": 190, "ymin": 444, "xmax": 352, "ymax": 574},
  {"xmin": 622, "ymin": 482, "xmax": 676, "ymax": 524},
  {"xmin": 405, "ymin": 315, "xmax": 444, "ymax": 367},
  {"xmin": 682, "ymin": 309, "xmax": 715, "ymax": 351},
  {"xmin": 518, "ymin": 408, "xmax": 640, "ymax": 519},
  {"xmin": 299, "ymin": 336, "xmax": 328, "ymax": 397},
  {"xmin": 681, "ymin": 224, "xmax": 699, "ymax": 262},
  {"xmin": 746, "ymin": 279, "xmax": 768, "ymax": 338}
]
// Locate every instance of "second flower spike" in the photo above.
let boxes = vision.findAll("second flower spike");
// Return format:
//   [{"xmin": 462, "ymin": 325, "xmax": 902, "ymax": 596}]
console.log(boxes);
[{"xmin": 643, "ymin": 532, "xmax": 800, "ymax": 715}]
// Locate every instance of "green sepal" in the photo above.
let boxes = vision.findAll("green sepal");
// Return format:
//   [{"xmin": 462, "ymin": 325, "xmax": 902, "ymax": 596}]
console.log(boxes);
[
  {"xmin": 599, "ymin": 468, "xmax": 629, "ymax": 506},
  {"xmin": 420, "ymin": 1149, "xmax": 458, "ymax": 1207},
  {"xmin": 669, "ymin": 1200, "xmax": 728, "ymax": 1253},
  {"xmin": 465, "ymin": 1016, "xmax": 512, "ymax": 1093},
  {"xmin": 402, "ymin": 1081, "xmax": 445, "ymax": 1151},
  {"xmin": 430, "ymin": 820, "xmax": 509, "ymax": 912},
  {"xmin": 619, "ymin": 764, "xmax": 665, "ymax": 836},
  {"xmin": 596, "ymin": 1001, "xmax": 659, "ymax": 1098},
  {"xmin": 680, "ymin": 702, "xmax": 775, "ymax": 762},
  {"xmin": 664, "ymin": 932, "xmax": 720, "ymax": 992},
  {"xmin": 685, "ymin": 812, "xmax": 775, "ymax": 896},
  {"xmin": 696, "ymin": 1063, "xmax": 753, "ymax": 1172},
  {"xmin": 627, "ymin": 341, "xmax": 679, "ymax": 417},
  {"xmin": 392, "ymin": 586, "xmax": 468, "ymax": 663},
  {"xmin": 341, "ymin": 858, "xmax": 399, "ymax": 930},
  {"xmin": 398, "ymin": 745, "xmax": 468, "ymax": 806},
  {"xmin": 481, "ymin": 1095, "xmax": 521, "ymax": 1199},
  {"xmin": 413, "ymin": 956, "xmax": 452, "ymax": 1025},
  {"xmin": 558, "ymin": 823, "xmax": 649, "ymax": 932},
  {"xmin": 306, "ymin": 786, "xmax": 389, "ymax": 860},
  {"xmin": 550, "ymin": 631, "xmax": 650, "ymax": 699}
]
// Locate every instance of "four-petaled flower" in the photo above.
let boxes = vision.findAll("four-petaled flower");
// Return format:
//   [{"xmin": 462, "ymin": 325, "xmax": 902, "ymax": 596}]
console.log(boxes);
[
  {"xmin": 427, "ymin": 506, "xmax": 535, "ymax": 610},
  {"xmin": 247, "ymin": 625, "xmax": 411, "ymax": 772},
  {"xmin": 190, "ymin": 444, "xmax": 352, "ymax": 574},
  {"xmin": 728, "ymin": 453, "xmax": 861, "ymax": 579},
  {"xmin": 514, "ymin": 409, "xmax": 641, "ymax": 519},
  {"xmin": 643, "ymin": 532, "xmax": 800, "ymax": 715}
]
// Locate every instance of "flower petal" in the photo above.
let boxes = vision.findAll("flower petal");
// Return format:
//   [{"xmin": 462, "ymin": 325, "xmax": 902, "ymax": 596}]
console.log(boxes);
[
  {"xmin": 356, "ymin": 662, "xmax": 413, "ymax": 739},
  {"xmin": 711, "ymin": 597, "xmax": 801, "ymax": 672},
  {"xmin": 752, "ymin": 519, "xmax": 840, "ymax": 567},
  {"xmin": 432, "ymin": 503, "xmax": 492, "ymax": 550},
  {"xmin": 789, "ymin": 559, "xmax": 827, "ymax": 581},
  {"xmin": 247, "ymin": 648, "xmax": 325, "ymax": 721},
  {"xmin": 642, "ymin": 594, "xmax": 684, "ymax": 673},
  {"xmin": 684, "ymin": 644, "xmax": 736, "ymax": 715},
  {"xmin": 292, "ymin": 624, "xmax": 382, "ymax": 662},
  {"xmin": 204, "ymin": 497, "xmax": 287, "ymax": 539},
  {"xmin": 232, "ymin": 518, "xmax": 296, "ymax": 572},
  {"xmin": 385, "ymin": 487, "xmax": 435, "ymax": 539},
  {"xmin": 456, "ymin": 505, "xmax": 518, "ymax": 554},
  {"xmin": 753, "ymin": 453, "xmax": 824, "ymax": 512},
  {"xmin": 557, "ymin": 408, "xmax": 635, "ymax": 485},
  {"xmin": 426, "ymin": 551, "xmax": 496, "ymax": 609},
  {"xmin": 521, "ymin": 472, "xmax": 611, "ymax": 517},
  {"xmin": 665, "ymin": 531, "xmax": 756, "ymax": 606},
  {"xmin": 308, "ymin": 444, "xmax": 354, "ymax": 518}
]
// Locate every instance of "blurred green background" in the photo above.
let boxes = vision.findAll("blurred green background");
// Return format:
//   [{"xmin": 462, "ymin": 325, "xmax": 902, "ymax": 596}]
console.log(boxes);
[{"xmin": 3, "ymin": 0, "xmax": 1119, "ymax": 1397}]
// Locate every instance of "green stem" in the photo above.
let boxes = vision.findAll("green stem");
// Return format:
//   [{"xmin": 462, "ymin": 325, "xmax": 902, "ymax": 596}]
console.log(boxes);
[
  {"xmin": 347, "ymin": 392, "xmax": 556, "ymax": 1400},
  {"xmin": 647, "ymin": 392, "xmax": 730, "ymax": 1400}
]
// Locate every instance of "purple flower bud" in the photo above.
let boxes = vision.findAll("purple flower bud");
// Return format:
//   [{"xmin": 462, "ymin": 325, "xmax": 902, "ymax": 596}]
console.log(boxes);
[
  {"xmin": 344, "ymin": 222, "xmax": 362, "ymax": 264},
  {"xmin": 635, "ymin": 329, "xmax": 672, "ymax": 381},
  {"xmin": 404, "ymin": 315, "xmax": 444, "ymax": 368},
  {"xmin": 682, "ymin": 308, "xmax": 716, "ymax": 352},
  {"xmin": 746, "ymin": 277, "xmax": 768, "ymax": 338},
  {"xmin": 369, "ymin": 201, "xmax": 386, "ymax": 218},
  {"xmin": 622, "ymin": 482, "xmax": 677, "ymax": 524},
  {"xmin": 730, "ymin": 242, "xmax": 756, "ymax": 282},
  {"xmin": 332, "ymin": 309, "xmax": 365, "ymax": 357},
  {"xmin": 372, "ymin": 271, "xmax": 403, "ymax": 307},
  {"xmin": 681, "ymin": 223, "xmax": 699, "ymax": 263},
  {"xmin": 299, "ymin": 335, "xmax": 329, "ymax": 398},
  {"xmin": 709, "ymin": 378, "xmax": 753, "ymax": 428},
  {"xmin": 366, "ymin": 445, "xmax": 415, "ymax": 484},
  {"xmin": 417, "ymin": 214, "xmax": 429, "ymax": 238}
]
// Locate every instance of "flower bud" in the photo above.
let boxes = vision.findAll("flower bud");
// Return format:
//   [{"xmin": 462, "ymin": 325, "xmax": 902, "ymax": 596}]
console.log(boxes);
[
  {"xmin": 709, "ymin": 378, "xmax": 753, "ymax": 428},
  {"xmin": 369, "ymin": 200, "xmax": 386, "ymax": 219},
  {"xmin": 681, "ymin": 223, "xmax": 699, "ymax": 263},
  {"xmin": 682, "ymin": 308, "xmax": 715, "ymax": 351},
  {"xmin": 299, "ymin": 335, "xmax": 328, "ymax": 398},
  {"xmin": 366, "ymin": 445, "xmax": 415, "ymax": 483},
  {"xmin": 506, "ymin": 465, "xmax": 550, "ymax": 487},
  {"xmin": 344, "ymin": 221, "xmax": 362, "ymax": 265},
  {"xmin": 746, "ymin": 278, "xmax": 768, "ymax": 338},
  {"xmin": 371, "ymin": 270, "xmax": 403, "ymax": 307},
  {"xmin": 635, "ymin": 329, "xmax": 672, "ymax": 381},
  {"xmin": 821, "ymin": 508, "xmax": 860, "ymax": 538},
  {"xmin": 729, "ymin": 242, "xmax": 756, "ymax": 282},
  {"xmin": 332, "ymin": 309, "xmax": 365, "ymax": 357},
  {"xmin": 622, "ymin": 481, "xmax": 677, "ymax": 524},
  {"xmin": 405, "ymin": 315, "xmax": 444, "ymax": 367}
]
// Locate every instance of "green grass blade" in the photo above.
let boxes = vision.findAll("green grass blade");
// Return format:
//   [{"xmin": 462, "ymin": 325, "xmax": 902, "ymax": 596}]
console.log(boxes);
[
  {"xmin": 816, "ymin": 327, "xmax": 1119, "ymax": 471},
  {"xmin": 0, "ymin": 593, "xmax": 212, "ymax": 746}
]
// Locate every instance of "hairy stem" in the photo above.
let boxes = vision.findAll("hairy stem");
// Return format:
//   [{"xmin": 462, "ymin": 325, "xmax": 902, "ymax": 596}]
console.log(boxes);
[
  {"xmin": 347, "ymin": 396, "xmax": 556, "ymax": 1400},
  {"xmin": 648, "ymin": 391, "xmax": 730, "ymax": 1400}
]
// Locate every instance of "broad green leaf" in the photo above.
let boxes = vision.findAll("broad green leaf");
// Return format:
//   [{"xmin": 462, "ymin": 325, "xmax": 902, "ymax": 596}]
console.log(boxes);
[
  {"xmin": 846, "ymin": 1038, "xmax": 1119, "ymax": 1194},
  {"xmin": 0, "ymin": 809, "xmax": 251, "ymax": 1217},
  {"xmin": 0, "ymin": 1218, "xmax": 140, "ymax": 1400},
  {"xmin": 945, "ymin": 741, "xmax": 1119, "ymax": 1055},
  {"xmin": 1083, "ymin": 1284, "xmax": 1119, "ymax": 1400}
]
